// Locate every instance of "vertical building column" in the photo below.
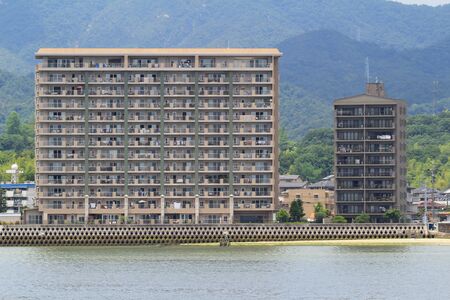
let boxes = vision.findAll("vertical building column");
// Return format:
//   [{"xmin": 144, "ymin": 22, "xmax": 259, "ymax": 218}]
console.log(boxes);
[
  {"xmin": 84, "ymin": 194, "xmax": 89, "ymax": 224},
  {"xmin": 124, "ymin": 71, "xmax": 129, "ymax": 221},
  {"xmin": 124, "ymin": 195, "xmax": 129, "ymax": 221},
  {"xmin": 83, "ymin": 72, "xmax": 90, "ymax": 223},
  {"xmin": 363, "ymin": 104, "xmax": 367, "ymax": 215},
  {"xmin": 194, "ymin": 72, "xmax": 200, "ymax": 200},
  {"xmin": 271, "ymin": 57, "xmax": 280, "ymax": 212},
  {"xmin": 227, "ymin": 72, "xmax": 234, "ymax": 222},
  {"xmin": 159, "ymin": 73, "xmax": 165, "ymax": 223},
  {"xmin": 160, "ymin": 195, "xmax": 165, "ymax": 224},
  {"xmin": 195, "ymin": 194, "xmax": 200, "ymax": 224},
  {"xmin": 229, "ymin": 194, "xmax": 234, "ymax": 224}
]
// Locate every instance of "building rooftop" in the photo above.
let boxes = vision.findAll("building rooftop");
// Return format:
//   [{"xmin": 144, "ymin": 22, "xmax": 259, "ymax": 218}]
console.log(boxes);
[
  {"xmin": 411, "ymin": 187, "xmax": 443, "ymax": 194},
  {"xmin": 308, "ymin": 176, "xmax": 335, "ymax": 190},
  {"xmin": 333, "ymin": 94, "xmax": 406, "ymax": 105},
  {"xmin": 279, "ymin": 181, "xmax": 308, "ymax": 189},
  {"xmin": 36, "ymin": 48, "xmax": 282, "ymax": 58},
  {"xmin": 0, "ymin": 183, "xmax": 35, "ymax": 189},
  {"xmin": 279, "ymin": 175, "xmax": 301, "ymax": 181}
]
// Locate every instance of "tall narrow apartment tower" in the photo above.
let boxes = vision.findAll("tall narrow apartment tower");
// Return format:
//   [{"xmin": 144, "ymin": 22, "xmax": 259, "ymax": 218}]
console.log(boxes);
[
  {"xmin": 333, "ymin": 83, "xmax": 407, "ymax": 222},
  {"xmin": 35, "ymin": 48, "xmax": 281, "ymax": 225}
]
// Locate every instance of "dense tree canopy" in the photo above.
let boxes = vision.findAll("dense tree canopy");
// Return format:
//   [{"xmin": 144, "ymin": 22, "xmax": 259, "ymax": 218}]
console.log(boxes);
[
  {"xmin": 279, "ymin": 128, "xmax": 334, "ymax": 182},
  {"xmin": 0, "ymin": 112, "xmax": 34, "ymax": 152},
  {"xmin": 280, "ymin": 111, "xmax": 450, "ymax": 190}
]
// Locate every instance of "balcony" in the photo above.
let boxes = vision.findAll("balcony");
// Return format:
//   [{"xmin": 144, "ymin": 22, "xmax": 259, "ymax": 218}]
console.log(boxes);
[
  {"xmin": 199, "ymin": 62, "xmax": 272, "ymax": 69},
  {"xmin": 234, "ymin": 203, "xmax": 273, "ymax": 210},
  {"xmin": 40, "ymin": 62, "xmax": 124, "ymax": 69},
  {"xmin": 39, "ymin": 90, "xmax": 84, "ymax": 96},
  {"xmin": 128, "ymin": 203, "xmax": 160, "ymax": 214},
  {"xmin": 165, "ymin": 90, "xmax": 195, "ymax": 96},
  {"xmin": 128, "ymin": 89, "xmax": 159, "ymax": 96},
  {"xmin": 335, "ymin": 109, "xmax": 364, "ymax": 116},
  {"xmin": 336, "ymin": 145, "xmax": 364, "ymax": 153},
  {"xmin": 366, "ymin": 134, "xmax": 395, "ymax": 141},
  {"xmin": 199, "ymin": 90, "xmax": 229, "ymax": 96},
  {"xmin": 39, "ymin": 179, "xmax": 85, "ymax": 185},
  {"xmin": 128, "ymin": 77, "xmax": 159, "ymax": 83},
  {"xmin": 89, "ymin": 77, "xmax": 124, "ymax": 83},
  {"xmin": 38, "ymin": 103, "xmax": 84, "ymax": 109},
  {"xmin": 367, "ymin": 196, "xmax": 395, "ymax": 202},
  {"xmin": 366, "ymin": 160, "xmax": 395, "ymax": 165},
  {"xmin": 89, "ymin": 89, "xmax": 124, "ymax": 96},
  {"xmin": 366, "ymin": 184, "xmax": 395, "ymax": 190}
]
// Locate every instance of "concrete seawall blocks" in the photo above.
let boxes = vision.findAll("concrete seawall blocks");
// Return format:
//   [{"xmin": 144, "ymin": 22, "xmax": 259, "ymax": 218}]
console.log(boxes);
[{"xmin": 0, "ymin": 224, "xmax": 428, "ymax": 246}]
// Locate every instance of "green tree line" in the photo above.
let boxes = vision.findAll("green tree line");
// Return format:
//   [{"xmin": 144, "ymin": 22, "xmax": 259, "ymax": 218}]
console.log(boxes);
[
  {"xmin": 0, "ymin": 112, "xmax": 34, "ymax": 182},
  {"xmin": 280, "ymin": 111, "xmax": 450, "ymax": 190},
  {"xmin": 0, "ymin": 110, "xmax": 447, "ymax": 191}
]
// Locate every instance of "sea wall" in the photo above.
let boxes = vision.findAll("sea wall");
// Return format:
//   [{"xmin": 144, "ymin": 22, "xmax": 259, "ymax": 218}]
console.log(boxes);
[
  {"xmin": 438, "ymin": 223, "xmax": 450, "ymax": 234},
  {"xmin": 0, "ymin": 223, "xmax": 429, "ymax": 246}
]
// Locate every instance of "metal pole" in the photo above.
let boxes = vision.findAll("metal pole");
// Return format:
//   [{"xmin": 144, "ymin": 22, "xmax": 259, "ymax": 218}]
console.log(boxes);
[
  {"xmin": 423, "ymin": 185, "xmax": 428, "ymax": 233},
  {"xmin": 431, "ymin": 170, "xmax": 436, "ymax": 223}
]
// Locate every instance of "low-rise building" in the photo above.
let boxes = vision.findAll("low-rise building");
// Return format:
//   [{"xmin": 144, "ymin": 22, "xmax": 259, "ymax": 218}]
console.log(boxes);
[
  {"xmin": 307, "ymin": 175, "xmax": 335, "ymax": 190},
  {"xmin": 0, "ymin": 164, "xmax": 36, "ymax": 224},
  {"xmin": 279, "ymin": 188, "xmax": 335, "ymax": 222},
  {"xmin": 279, "ymin": 174, "xmax": 307, "ymax": 192}
]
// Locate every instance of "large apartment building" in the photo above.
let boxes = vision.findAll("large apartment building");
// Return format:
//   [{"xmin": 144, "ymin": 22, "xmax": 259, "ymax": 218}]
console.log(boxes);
[
  {"xmin": 334, "ymin": 83, "xmax": 407, "ymax": 222},
  {"xmin": 35, "ymin": 48, "xmax": 281, "ymax": 225}
]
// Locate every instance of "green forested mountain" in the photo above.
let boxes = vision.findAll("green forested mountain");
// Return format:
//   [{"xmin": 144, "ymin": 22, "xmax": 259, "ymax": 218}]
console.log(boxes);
[
  {"xmin": 1, "ymin": 0, "xmax": 450, "ymax": 71},
  {"xmin": 0, "ymin": 0, "xmax": 447, "ymax": 188},
  {"xmin": 278, "ymin": 30, "xmax": 450, "ymax": 138},
  {"xmin": 0, "ymin": 0, "xmax": 450, "ymax": 135},
  {"xmin": 0, "ymin": 70, "xmax": 34, "ymax": 127}
]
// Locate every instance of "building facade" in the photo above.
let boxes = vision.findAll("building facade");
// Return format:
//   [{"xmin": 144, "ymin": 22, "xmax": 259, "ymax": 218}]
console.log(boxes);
[
  {"xmin": 35, "ymin": 48, "xmax": 281, "ymax": 225},
  {"xmin": 279, "ymin": 188, "xmax": 335, "ymax": 221},
  {"xmin": 333, "ymin": 83, "xmax": 407, "ymax": 222}
]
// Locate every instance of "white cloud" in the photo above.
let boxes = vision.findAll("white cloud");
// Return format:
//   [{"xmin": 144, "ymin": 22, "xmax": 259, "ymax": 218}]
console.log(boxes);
[{"xmin": 393, "ymin": 0, "xmax": 450, "ymax": 6}]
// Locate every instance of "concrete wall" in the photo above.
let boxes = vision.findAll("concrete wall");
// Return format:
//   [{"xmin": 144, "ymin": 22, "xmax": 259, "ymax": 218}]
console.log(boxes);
[
  {"xmin": 438, "ymin": 223, "xmax": 450, "ymax": 233},
  {"xmin": 0, "ymin": 224, "xmax": 428, "ymax": 246}
]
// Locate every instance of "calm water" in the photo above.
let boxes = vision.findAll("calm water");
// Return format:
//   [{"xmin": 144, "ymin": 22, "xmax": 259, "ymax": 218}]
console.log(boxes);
[{"xmin": 0, "ymin": 245, "xmax": 448, "ymax": 299}]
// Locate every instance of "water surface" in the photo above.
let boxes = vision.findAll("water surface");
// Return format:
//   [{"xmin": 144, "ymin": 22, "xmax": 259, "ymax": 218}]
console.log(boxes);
[{"xmin": 0, "ymin": 245, "xmax": 448, "ymax": 299}]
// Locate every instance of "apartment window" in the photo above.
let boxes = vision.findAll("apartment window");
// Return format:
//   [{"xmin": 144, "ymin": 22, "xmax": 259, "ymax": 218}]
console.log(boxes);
[
  {"xmin": 51, "ymin": 201, "xmax": 62, "ymax": 209},
  {"xmin": 200, "ymin": 58, "xmax": 215, "ymax": 68}
]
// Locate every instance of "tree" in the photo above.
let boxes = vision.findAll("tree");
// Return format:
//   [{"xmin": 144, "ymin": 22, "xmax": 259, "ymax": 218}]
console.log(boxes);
[
  {"xmin": 0, "ymin": 112, "xmax": 35, "ymax": 152},
  {"xmin": 314, "ymin": 202, "xmax": 330, "ymax": 223},
  {"xmin": 332, "ymin": 215, "xmax": 347, "ymax": 223},
  {"xmin": 5, "ymin": 112, "xmax": 21, "ymax": 135},
  {"xmin": 276, "ymin": 209, "xmax": 290, "ymax": 223},
  {"xmin": 354, "ymin": 213, "xmax": 371, "ymax": 223},
  {"xmin": 289, "ymin": 198, "xmax": 305, "ymax": 222},
  {"xmin": 384, "ymin": 208, "xmax": 401, "ymax": 223}
]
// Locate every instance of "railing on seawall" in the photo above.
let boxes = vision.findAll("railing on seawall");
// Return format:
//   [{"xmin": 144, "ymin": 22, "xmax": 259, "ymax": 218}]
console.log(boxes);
[{"xmin": 0, "ymin": 223, "xmax": 429, "ymax": 246}]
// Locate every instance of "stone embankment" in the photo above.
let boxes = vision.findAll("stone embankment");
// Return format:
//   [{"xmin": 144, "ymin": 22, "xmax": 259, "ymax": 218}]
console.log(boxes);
[{"xmin": 0, "ymin": 223, "xmax": 430, "ymax": 246}]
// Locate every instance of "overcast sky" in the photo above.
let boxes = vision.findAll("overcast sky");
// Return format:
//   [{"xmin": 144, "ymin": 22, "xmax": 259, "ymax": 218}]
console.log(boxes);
[{"xmin": 394, "ymin": 0, "xmax": 450, "ymax": 5}]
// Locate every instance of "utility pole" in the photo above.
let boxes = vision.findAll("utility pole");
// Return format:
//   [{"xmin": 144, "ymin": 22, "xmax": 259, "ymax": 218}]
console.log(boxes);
[
  {"xmin": 423, "ymin": 184, "xmax": 428, "ymax": 232},
  {"xmin": 431, "ymin": 169, "xmax": 436, "ymax": 223}
]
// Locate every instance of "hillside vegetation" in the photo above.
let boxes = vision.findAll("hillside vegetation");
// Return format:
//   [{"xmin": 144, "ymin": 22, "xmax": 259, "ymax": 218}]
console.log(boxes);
[
  {"xmin": 0, "ymin": 1, "xmax": 450, "ymax": 137},
  {"xmin": 280, "ymin": 111, "xmax": 450, "ymax": 190},
  {"xmin": 0, "ymin": 0, "xmax": 448, "ymax": 189}
]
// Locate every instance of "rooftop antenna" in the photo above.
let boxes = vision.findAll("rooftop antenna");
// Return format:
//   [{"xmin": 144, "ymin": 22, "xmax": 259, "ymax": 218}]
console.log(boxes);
[{"xmin": 365, "ymin": 57, "xmax": 370, "ymax": 83}]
